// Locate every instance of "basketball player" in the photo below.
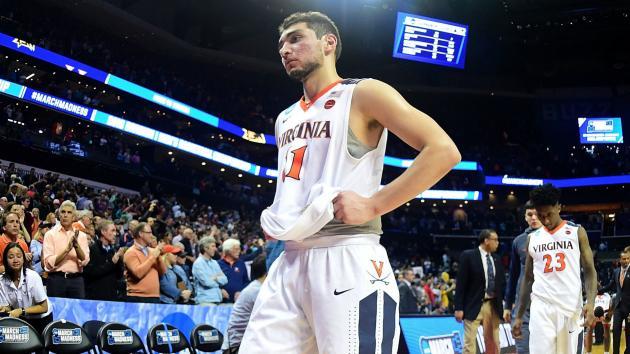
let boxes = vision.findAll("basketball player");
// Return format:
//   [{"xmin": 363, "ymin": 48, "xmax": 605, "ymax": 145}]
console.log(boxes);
[
  {"xmin": 503, "ymin": 200, "xmax": 542, "ymax": 354},
  {"xmin": 584, "ymin": 288, "xmax": 612, "ymax": 354},
  {"xmin": 513, "ymin": 184, "xmax": 597, "ymax": 354},
  {"xmin": 240, "ymin": 11, "xmax": 461, "ymax": 353}
]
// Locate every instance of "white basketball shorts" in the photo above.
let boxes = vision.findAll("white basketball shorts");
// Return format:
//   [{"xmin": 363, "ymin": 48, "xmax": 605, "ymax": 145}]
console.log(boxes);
[
  {"xmin": 529, "ymin": 295, "xmax": 583, "ymax": 354},
  {"xmin": 240, "ymin": 234, "xmax": 400, "ymax": 354}
]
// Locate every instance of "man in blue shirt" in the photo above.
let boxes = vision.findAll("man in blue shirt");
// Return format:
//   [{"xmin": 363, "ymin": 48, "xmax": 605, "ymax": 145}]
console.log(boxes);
[
  {"xmin": 218, "ymin": 238, "xmax": 250, "ymax": 303},
  {"xmin": 193, "ymin": 236, "xmax": 227, "ymax": 305},
  {"xmin": 159, "ymin": 245, "xmax": 192, "ymax": 304}
]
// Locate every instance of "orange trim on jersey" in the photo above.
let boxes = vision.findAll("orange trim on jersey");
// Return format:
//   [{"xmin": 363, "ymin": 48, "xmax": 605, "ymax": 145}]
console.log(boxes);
[
  {"xmin": 545, "ymin": 220, "xmax": 567, "ymax": 235},
  {"xmin": 299, "ymin": 79, "xmax": 343, "ymax": 111}
]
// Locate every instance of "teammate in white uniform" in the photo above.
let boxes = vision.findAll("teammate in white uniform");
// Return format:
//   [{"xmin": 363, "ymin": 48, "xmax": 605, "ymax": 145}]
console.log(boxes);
[
  {"xmin": 239, "ymin": 11, "xmax": 461, "ymax": 354},
  {"xmin": 513, "ymin": 184, "xmax": 597, "ymax": 354},
  {"xmin": 584, "ymin": 289, "xmax": 612, "ymax": 354}
]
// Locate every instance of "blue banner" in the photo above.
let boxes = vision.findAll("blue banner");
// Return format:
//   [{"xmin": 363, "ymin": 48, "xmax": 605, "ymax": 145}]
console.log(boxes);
[
  {"xmin": 0, "ymin": 29, "xmax": 485, "ymax": 170},
  {"xmin": 400, "ymin": 316, "xmax": 515, "ymax": 354},
  {"xmin": 0, "ymin": 33, "xmax": 108, "ymax": 82},
  {"xmin": 0, "ymin": 79, "xmax": 485, "ymax": 198},
  {"xmin": 486, "ymin": 174, "xmax": 630, "ymax": 188},
  {"xmin": 22, "ymin": 88, "xmax": 93, "ymax": 120},
  {"xmin": 49, "ymin": 297, "xmax": 231, "ymax": 353},
  {"xmin": 0, "ymin": 78, "xmax": 25, "ymax": 98}
]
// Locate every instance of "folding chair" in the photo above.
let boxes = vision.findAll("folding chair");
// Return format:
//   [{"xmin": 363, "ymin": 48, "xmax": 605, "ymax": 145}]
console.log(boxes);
[
  {"xmin": 146, "ymin": 323, "xmax": 193, "ymax": 353},
  {"xmin": 0, "ymin": 317, "xmax": 44, "ymax": 354},
  {"xmin": 42, "ymin": 319, "xmax": 95, "ymax": 354},
  {"xmin": 190, "ymin": 324, "xmax": 224, "ymax": 353},
  {"xmin": 97, "ymin": 322, "xmax": 148, "ymax": 354}
]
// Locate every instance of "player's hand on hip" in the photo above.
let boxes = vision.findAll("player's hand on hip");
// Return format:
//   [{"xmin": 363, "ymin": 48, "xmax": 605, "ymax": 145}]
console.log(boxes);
[
  {"xmin": 583, "ymin": 303, "xmax": 595, "ymax": 328},
  {"xmin": 454, "ymin": 310, "xmax": 464, "ymax": 323},
  {"xmin": 503, "ymin": 309, "xmax": 511, "ymax": 323},
  {"xmin": 332, "ymin": 191, "xmax": 377, "ymax": 225},
  {"xmin": 512, "ymin": 318, "xmax": 523, "ymax": 338}
]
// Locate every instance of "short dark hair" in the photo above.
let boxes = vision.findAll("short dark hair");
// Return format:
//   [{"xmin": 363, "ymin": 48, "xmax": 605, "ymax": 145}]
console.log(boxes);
[
  {"xmin": 530, "ymin": 183, "xmax": 561, "ymax": 207},
  {"xmin": 478, "ymin": 229, "xmax": 497, "ymax": 245},
  {"xmin": 250, "ymin": 254, "xmax": 267, "ymax": 280},
  {"xmin": 278, "ymin": 11, "xmax": 342, "ymax": 61},
  {"xmin": 132, "ymin": 222, "xmax": 148, "ymax": 238},
  {"xmin": 523, "ymin": 200, "xmax": 535, "ymax": 210}
]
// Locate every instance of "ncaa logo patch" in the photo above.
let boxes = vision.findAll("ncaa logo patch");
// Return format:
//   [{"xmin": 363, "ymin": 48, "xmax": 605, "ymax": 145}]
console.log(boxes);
[
  {"xmin": 324, "ymin": 99, "xmax": 336, "ymax": 109},
  {"xmin": 565, "ymin": 230, "xmax": 571, "ymax": 235}
]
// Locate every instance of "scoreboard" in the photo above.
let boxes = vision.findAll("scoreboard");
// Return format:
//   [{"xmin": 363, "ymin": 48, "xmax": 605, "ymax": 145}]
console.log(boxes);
[
  {"xmin": 392, "ymin": 12, "xmax": 468, "ymax": 69},
  {"xmin": 578, "ymin": 117, "xmax": 624, "ymax": 144}
]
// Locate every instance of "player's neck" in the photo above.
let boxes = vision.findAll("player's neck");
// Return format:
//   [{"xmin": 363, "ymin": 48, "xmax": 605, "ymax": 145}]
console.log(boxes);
[
  {"xmin": 301, "ymin": 68, "xmax": 341, "ymax": 103},
  {"xmin": 546, "ymin": 219, "xmax": 564, "ymax": 232}
]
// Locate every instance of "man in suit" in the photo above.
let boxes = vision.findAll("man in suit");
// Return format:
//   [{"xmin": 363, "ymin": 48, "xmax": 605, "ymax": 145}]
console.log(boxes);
[
  {"xmin": 600, "ymin": 251, "xmax": 630, "ymax": 354},
  {"xmin": 83, "ymin": 220, "xmax": 125, "ymax": 301},
  {"xmin": 455, "ymin": 229, "xmax": 505, "ymax": 354},
  {"xmin": 399, "ymin": 268, "xmax": 419, "ymax": 314}
]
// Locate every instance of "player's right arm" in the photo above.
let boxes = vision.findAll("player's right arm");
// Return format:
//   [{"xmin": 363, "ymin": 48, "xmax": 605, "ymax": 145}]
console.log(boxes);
[{"xmin": 513, "ymin": 235, "xmax": 533, "ymax": 338}]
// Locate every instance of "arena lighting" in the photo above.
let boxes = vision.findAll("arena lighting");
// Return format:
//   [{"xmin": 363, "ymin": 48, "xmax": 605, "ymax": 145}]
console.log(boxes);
[
  {"xmin": 486, "ymin": 175, "xmax": 630, "ymax": 188},
  {"xmin": 0, "ymin": 31, "xmax": 480, "ymax": 171},
  {"xmin": 0, "ymin": 78, "xmax": 482, "ymax": 200}
]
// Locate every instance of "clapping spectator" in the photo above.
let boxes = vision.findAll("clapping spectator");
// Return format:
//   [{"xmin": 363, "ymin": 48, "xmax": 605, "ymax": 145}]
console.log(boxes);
[
  {"xmin": 43, "ymin": 201, "xmax": 90, "ymax": 298},
  {"xmin": 123, "ymin": 222, "xmax": 166, "ymax": 303},
  {"xmin": 83, "ymin": 220, "xmax": 125, "ymax": 301}
]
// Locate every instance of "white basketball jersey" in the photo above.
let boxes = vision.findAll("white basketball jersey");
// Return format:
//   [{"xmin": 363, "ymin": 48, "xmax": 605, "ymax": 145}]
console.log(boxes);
[
  {"xmin": 594, "ymin": 293, "xmax": 611, "ymax": 312},
  {"xmin": 528, "ymin": 220, "xmax": 582, "ymax": 317},
  {"xmin": 260, "ymin": 79, "xmax": 387, "ymax": 241}
]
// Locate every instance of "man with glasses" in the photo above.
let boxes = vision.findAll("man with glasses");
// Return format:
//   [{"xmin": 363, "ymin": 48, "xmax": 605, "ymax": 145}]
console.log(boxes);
[
  {"xmin": 123, "ymin": 222, "xmax": 166, "ymax": 303},
  {"xmin": 455, "ymin": 229, "xmax": 505, "ymax": 354}
]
